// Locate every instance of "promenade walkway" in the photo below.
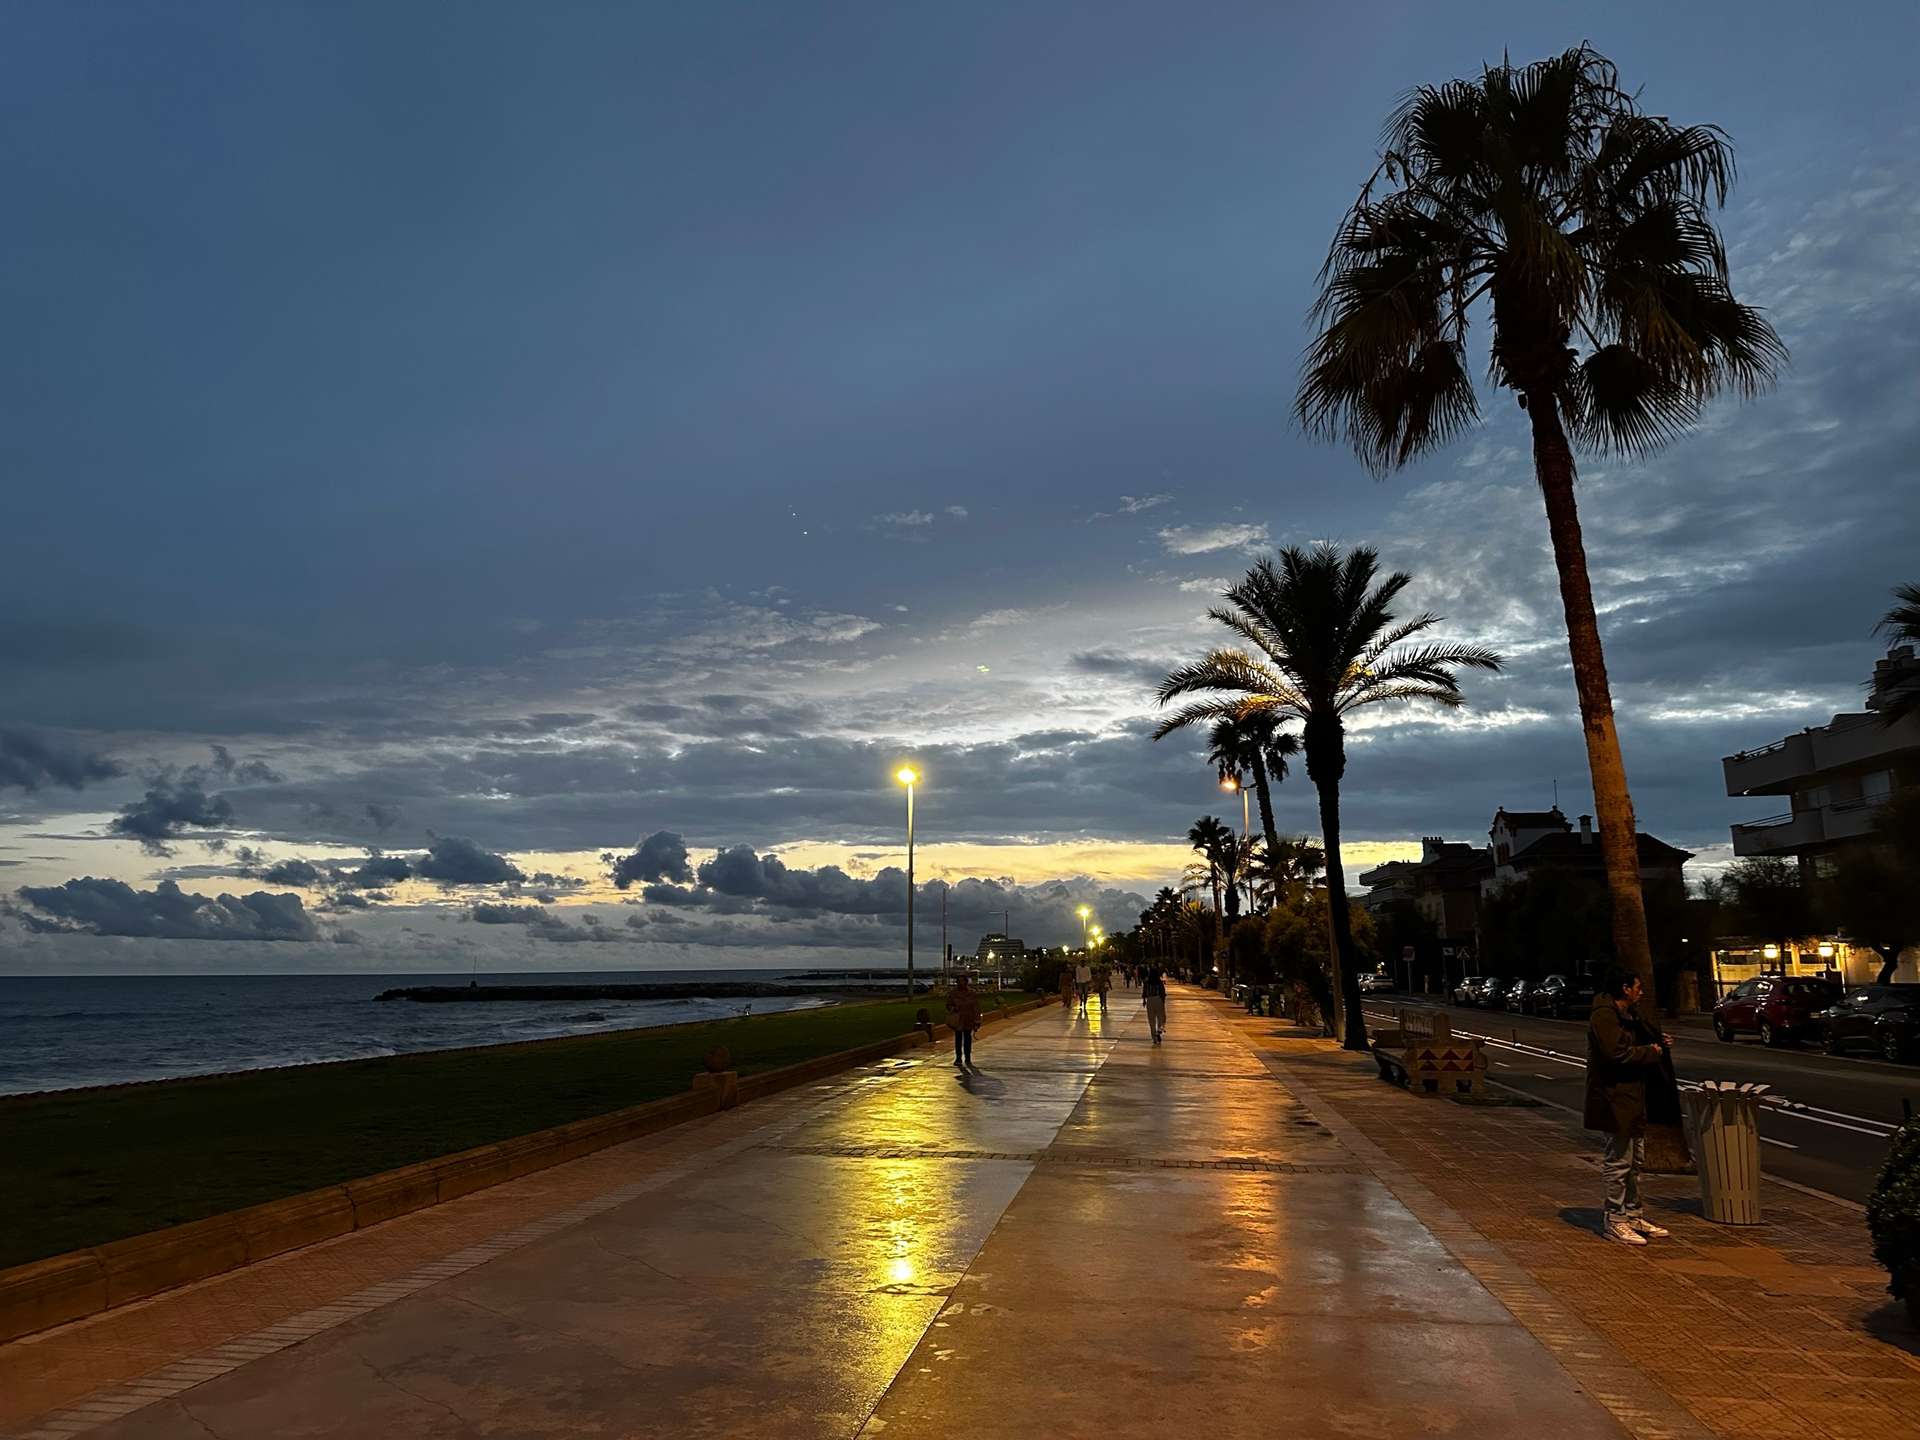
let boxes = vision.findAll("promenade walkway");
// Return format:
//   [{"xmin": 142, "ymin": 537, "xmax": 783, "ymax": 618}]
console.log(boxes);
[{"xmin": 8, "ymin": 986, "xmax": 1652, "ymax": 1439}]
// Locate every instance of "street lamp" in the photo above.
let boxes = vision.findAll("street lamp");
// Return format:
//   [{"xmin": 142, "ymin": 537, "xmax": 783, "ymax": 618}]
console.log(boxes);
[
  {"xmin": 1220, "ymin": 775, "xmax": 1249, "ymax": 839},
  {"xmin": 1076, "ymin": 904, "xmax": 1091, "ymax": 953},
  {"xmin": 896, "ymin": 765, "xmax": 920, "ymax": 995}
]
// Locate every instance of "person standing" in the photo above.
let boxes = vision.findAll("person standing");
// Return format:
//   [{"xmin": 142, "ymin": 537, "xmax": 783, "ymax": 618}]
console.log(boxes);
[
  {"xmin": 1584, "ymin": 967, "xmax": 1674, "ymax": 1246},
  {"xmin": 1095, "ymin": 963, "xmax": 1111, "ymax": 1015},
  {"xmin": 1142, "ymin": 966, "xmax": 1167, "ymax": 1045},
  {"xmin": 948, "ymin": 974, "xmax": 982, "ymax": 1068},
  {"xmin": 1074, "ymin": 958, "xmax": 1093, "ymax": 1016}
]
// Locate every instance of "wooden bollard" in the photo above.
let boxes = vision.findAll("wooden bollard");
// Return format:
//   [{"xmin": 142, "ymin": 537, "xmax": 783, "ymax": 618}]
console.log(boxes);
[{"xmin": 692, "ymin": 1043, "xmax": 740, "ymax": 1109}]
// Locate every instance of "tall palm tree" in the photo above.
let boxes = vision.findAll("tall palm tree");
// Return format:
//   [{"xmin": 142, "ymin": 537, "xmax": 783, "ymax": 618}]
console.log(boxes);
[
  {"xmin": 1185, "ymin": 815, "xmax": 1232, "ymax": 930},
  {"xmin": 1874, "ymin": 583, "xmax": 1920, "ymax": 725},
  {"xmin": 1296, "ymin": 45, "xmax": 1784, "ymax": 991},
  {"xmin": 1198, "ymin": 713, "xmax": 1300, "ymax": 872},
  {"xmin": 1158, "ymin": 546, "xmax": 1502, "ymax": 1050}
]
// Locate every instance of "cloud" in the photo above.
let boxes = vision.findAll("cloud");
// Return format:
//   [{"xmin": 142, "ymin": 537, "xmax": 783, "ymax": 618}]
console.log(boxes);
[
  {"xmin": 261, "ymin": 858, "xmax": 325, "ymax": 886},
  {"xmin": 945, "ymin": 506, "xmax": 969, "ymax": 519},
  {"xmin": 1176, "ymin": 577, "xmax": 1230, "ymax": 595},
  {"xmin": 109, "ymin": 780, "xmax": 233, "ymax": 854},
  {"xmin": 469, "ymin": 902, "xmax": 619, "ymax": 942},
  {"xmin": 414, "ymin": 836, "xmax": 524, "ymax": 885},
  {"xmin": 341, "ymin": 853, "xmax": 412, "ymax": 887},
  {"xmin": 1120, "ymin": 494, "xmax": 1173, "ymax": 514},
  {"xmin": 0, "ymin": 730, "xmax": 123, "ymax": 793},
  {"xmin": 608, "ymin": 830, "xmax": 694, "ymax": 887},
  {"xmin": 876, "ymin": 510, "xmax": 935, "ymax": 527},
  {"xmin": 15, "ymin": 877, "xmax": 318, "ymax": 940},
  {"xmin": 1157, "ymin": 523, "xmax": 1269, "ymax": 555}
]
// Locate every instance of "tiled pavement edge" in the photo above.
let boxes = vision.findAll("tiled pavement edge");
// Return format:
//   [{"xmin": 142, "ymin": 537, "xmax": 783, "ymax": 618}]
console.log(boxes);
[{"xmin": 1224, "ymin": 1001, "xmax": 1920, "ymax": 1440}]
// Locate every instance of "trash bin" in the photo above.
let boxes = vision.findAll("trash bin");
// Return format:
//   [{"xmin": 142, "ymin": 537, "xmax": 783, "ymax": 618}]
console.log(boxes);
[{"xmin": 1681, "ymin": 1081, "xmax": 1766, "ymax": 1224}]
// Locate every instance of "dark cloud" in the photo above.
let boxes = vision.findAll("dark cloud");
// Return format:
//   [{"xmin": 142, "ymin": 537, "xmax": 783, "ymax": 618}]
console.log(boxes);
[
  {"xmin": 15, "ymin": 877, "xmax": 318, "ymax": 940},
  {"xmin": 0, "ymin": 730, "xmax": 123, "ymax": 793},
  {"xmin": 608, "ymin": 830, "xmax": 694, "ymax": 888},
  {"xmin": 415, "ymin": 836, "xmax": 523, "ymax": 885},
  {"xmin": 261, "ymin": 858, "xmax": 325, "ymax": 886},
  {"xmin": 341, "ymin": 853, "xmax": 412, "ymax": 887},
  {"xmin": 469, "ymin": 902, "xmax": 617, "ymax": 942},
  {"xmin": 108, "ymin": 780, "xmax": 233, "ymax": 854},
  {"xmin": 202, "ymin": 744, "xmax": 283, "ymax": 786},
  {"xmin": 365, "ymin": 803, "xmax": 401, "ymax": 833}
]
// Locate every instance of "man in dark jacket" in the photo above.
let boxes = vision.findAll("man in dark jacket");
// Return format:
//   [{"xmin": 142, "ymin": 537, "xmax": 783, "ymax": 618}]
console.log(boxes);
[{"xmin": 1585, "ymin": 967, "xmax": 1675, "ymax": 1246}]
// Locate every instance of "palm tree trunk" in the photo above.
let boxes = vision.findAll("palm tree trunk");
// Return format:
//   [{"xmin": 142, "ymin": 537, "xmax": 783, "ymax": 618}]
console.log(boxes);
[
  {"xmin": 1527, "ymin": 392, "xmax": 1656, "ymax": 992},
  {"xmin": 1308, "ymin": 740, "xmax": 1369, "ymax": 1052},
  {"xmin": 1249, "ymin": 750, "xmax": 1282, "ymax": 901}
]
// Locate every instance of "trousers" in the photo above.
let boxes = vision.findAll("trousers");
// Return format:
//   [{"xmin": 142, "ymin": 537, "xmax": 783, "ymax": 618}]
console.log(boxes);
[{"xmin": 1601, "ymin": 1133, "xmax": 1644, "ymax": 1217}]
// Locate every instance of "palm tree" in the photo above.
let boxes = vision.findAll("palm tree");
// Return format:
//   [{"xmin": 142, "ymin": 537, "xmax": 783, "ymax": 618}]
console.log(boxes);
[
  {"xmin": 1200, "ymin": 713, "xmax": 1300, "ymax": 875},
  {"xmin": 1296, "ymin": 45, "xmax": 1784, "ymax": 991},
  {"xmin": 1158, "ymin": 545, "xmax": 1502, "ymax": 1050},
  {"xmin": 1250, "ymin": 834, "xmax": 1325, "ymax": 909},
  {"xmin": 1875, "ymin": 583, "xmax": 1920, "ymax": 725},
  {"xmin": 1186, "ymin": 816, "xmax": 1232, "ymax": 929}
]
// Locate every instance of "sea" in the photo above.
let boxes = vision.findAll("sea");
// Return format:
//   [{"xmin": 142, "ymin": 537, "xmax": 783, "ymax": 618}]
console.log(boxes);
[{"xmin": 0, "ymin": 969, "xmax": 896, "ymax": 1096}]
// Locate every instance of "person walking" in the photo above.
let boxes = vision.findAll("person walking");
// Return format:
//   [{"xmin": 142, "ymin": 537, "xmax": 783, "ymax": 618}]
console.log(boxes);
[
  {"xmin": 1095, "ymin": 963, "xmax": 1110, "ymax": 1015},
  {"xmin": 1074, "ymin": 958, "xmax": 1093, "ymax": 1016},
  {"xmin": 1058, "ymin": 966, "xmax": 1075, "ymax": 1011},
  {"xmin": 947, "ymin": 974, "xmax": 982, "ymax": 1068},
  {"xmin": 1584, "ymin": 967, "xmax": 1675, "ymax": 1246},
  {"xmin": 1142, "ymin": 966, "xmax": 1167, "ymax": 1045}
]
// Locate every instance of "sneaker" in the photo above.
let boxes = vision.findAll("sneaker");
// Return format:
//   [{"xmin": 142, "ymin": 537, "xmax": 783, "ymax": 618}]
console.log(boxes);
[
  {"xmin": 1627, "ymin": 1217, "xmax": 1669, "ymax": 1238},
  {"xmin": 1604, "ymin": 1220, "xmax": 1648, "ymax": 1247}
]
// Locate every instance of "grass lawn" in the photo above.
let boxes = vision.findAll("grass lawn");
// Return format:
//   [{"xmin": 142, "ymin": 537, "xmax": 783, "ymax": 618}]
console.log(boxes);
[{"xmin": 1, "ymin": 991, "xmax": 1038, "ymax": 1269}]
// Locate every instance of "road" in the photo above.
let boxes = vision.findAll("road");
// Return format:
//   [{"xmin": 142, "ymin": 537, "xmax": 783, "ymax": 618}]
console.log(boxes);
[{"xmin": 1362, "ymin": 996, "xmax": 1920, "ymax": 1204}]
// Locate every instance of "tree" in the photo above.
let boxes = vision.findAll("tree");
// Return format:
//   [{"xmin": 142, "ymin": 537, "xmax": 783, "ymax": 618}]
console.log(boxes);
[
  {"xmin": 1157, "ymin": 545, "xmax": 1502, "ymax": 1049},
  {"xmin": 1876, "ymin": 583, "xmax": 1920, "ymax": 726},
  {"xmin": 1186, "ymin": 815, "xmax": 1234, "ymax": 929},
  {"xmin": 1827, "ymin": 789, "xmax": 1920, "ymax": 982},
  {"xmin": 1249, "ymin": 834, "xmax": 1325, "ymax": 911},
  {"xmin": 1720, "ymin": 856, "xmax": 1815, "ymax": 955},
  {"xmin": 1297, "ymin": 45, "xmax": 1784, "ymax": 995},
  {"xmin": 1197, "ymin": 713, "xmax": 1301, "ymax": 882}
]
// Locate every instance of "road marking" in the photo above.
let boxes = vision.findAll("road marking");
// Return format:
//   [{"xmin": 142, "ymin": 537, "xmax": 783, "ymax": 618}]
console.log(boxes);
[
  {"xmin": 1760, "ymin": 1136, "xmax": 1799, "ymax": 1150},
  {"xmin": 1534, "ymin": 1073, "xmax": 1559, "ymax": 1080},
  {"xmin": 1364, "ymin": 1006, "xmax": 1900, "ymax": 1136}
]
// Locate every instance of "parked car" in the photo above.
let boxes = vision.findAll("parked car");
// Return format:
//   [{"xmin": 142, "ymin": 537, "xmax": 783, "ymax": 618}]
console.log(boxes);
[
  {"xmin": 1712, "ymin": 974, "xmax": 1842, "ymax": 1047},
  {"xmin": 1528, "ymin": 974, "xmax": 1597, "ymax": 1019},
  {"xmin": 1817, "ymin": 984, "xmax": 1920, "ymax": 1061},
  {"xmin": 1454, "ymin": 975, "xmax": 1504, "ymax": 1008},
  {"xmin": 1357, "ymin": 971, "xmax": 1394, "ymax": 994},
  {"xmin": 1503, "ymin": 978, "xmax": 1533, "ymax": 1012}
]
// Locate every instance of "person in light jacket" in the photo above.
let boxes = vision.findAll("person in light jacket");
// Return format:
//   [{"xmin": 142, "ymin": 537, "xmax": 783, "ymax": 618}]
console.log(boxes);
[{"xmin": 1584, "ymin": 967, "xmax": 1674, "ymax": 1246}]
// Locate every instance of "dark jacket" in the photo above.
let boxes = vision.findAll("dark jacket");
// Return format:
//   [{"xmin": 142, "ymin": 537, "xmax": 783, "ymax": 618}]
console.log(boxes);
[
  {"xmin": 1584, "ymin": 994, "xmax": 1666, "ymax": 1136},
  {"xmin": 947, "ymin": 987, "xmax": 982, "ymax": 1032}
]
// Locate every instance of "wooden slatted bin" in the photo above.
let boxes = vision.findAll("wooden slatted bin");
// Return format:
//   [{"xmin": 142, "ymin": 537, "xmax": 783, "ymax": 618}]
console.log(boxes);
[{"xmin": 1682, "ymin": 1083, "xmax": 1764, "ymax": 1225}]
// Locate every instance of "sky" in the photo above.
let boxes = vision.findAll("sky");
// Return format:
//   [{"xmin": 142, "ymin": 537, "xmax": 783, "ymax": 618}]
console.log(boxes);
[{"xmin": 3, "ymin": 1, "xmax": 1917, "ymax": 973}]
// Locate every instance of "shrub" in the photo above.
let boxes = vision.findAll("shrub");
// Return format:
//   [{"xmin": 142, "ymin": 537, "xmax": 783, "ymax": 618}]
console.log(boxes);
[
  {"xmin": 1867, "ymin": 1116, "xmax": 1920, "ymax": 1322},
  {"xmin": 1019, "ymin": 952, "xmax": 1068, "ymax": 996}
]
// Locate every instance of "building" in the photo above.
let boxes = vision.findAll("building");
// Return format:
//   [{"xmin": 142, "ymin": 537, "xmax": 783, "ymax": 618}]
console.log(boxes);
[
  {"xmin": 1485, "ymin": 806, "xmax": 1692, "ymax": 897},
  {"xmin": 1359, "ymin": 806, "xmax": 1692, "ymax": 991},
  {"xmin": 1722, "ymin": 645, "xmax": 1920, "ymax": 880},
  {"xmin": 1359, "ymin": 837, "xmax": 1489, "ymax": 941},
  {"xmin": 973, "ymin": 933, "xmax": 1027, "ymax": 964}
]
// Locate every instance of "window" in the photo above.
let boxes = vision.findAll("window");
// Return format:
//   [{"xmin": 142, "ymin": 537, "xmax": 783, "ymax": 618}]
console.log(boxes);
[
  {"xmin": 1863, "ymin": 770, "xmax": 1894, "ymax": 803},
  {"xmin": 1800, "ymin": 784, "xmax": 1831, "ymax": 811}
]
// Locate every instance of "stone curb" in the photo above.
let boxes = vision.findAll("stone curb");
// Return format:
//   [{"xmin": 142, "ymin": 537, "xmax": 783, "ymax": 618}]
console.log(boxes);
[{"xmin": 0, "ymin": 995, "xmax": 1051, "ymax": 1344}]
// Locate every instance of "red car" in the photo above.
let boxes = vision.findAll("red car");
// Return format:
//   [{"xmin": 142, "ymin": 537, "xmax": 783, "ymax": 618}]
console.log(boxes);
[{"xmin": 1712, "ymin": 974, "xmax": 1841, "ymax": 1047}]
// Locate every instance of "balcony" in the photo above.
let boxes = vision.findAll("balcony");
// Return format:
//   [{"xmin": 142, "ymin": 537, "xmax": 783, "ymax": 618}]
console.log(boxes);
[
  {"xmin": 1824, "ymin": 794, "xmax": 1893, "ymax": 842},
  {"xmin": 1730, "ymin": 808, "xmax": 1825, "ymax": 856},
  {"xmin": 1722, "ymin": 731, "xmax": 1815, "ymax": 796},
  {"xmin": 1810, "ymin": 710, "xmax": 1920, "ymax": 773}
]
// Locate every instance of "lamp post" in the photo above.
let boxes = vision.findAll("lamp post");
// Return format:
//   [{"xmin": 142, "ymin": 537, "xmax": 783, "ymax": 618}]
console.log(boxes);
[
  {"xmin": 896, "ymin": 766, "xmax": 920, "ymax": 996},
  {"xmin": 1076, "ymin": 903, "xmax": 1092, "ymax": 953},
  {"xmin": 1221, "ymin": 775, "xmax": 1250, "ymax": 912}
]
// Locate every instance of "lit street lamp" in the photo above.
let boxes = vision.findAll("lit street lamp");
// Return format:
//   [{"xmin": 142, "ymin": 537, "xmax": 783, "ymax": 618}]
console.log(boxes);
[
  {"xmin": 896, "ymin": 765, "xmax": 920, "ymax": 996},
  {"xmin": 1076, "ymin": 903, "xmax": 1092, "ymax": 953}
]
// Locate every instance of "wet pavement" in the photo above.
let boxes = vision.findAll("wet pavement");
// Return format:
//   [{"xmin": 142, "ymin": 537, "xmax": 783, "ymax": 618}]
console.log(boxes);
[{"xmin": 7, "ymin": 988, "xmax": 1634, "ymax": 1439}]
